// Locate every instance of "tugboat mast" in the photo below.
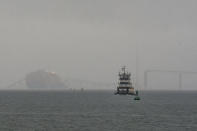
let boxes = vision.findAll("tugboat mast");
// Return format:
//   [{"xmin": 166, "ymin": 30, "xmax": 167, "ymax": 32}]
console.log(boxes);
[
  {"xmin": 122, "ymin": 66, "xmax": 126, "ymax": 74},
  {"xmin": 136, "ymin": 43, "xmax": 139, "ymax": 91}
]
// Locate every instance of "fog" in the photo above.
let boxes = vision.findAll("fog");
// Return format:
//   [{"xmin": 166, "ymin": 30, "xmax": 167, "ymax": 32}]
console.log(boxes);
[{"xmin": 1, "ymin": 0, "xmax": 197, "ymax": 90}]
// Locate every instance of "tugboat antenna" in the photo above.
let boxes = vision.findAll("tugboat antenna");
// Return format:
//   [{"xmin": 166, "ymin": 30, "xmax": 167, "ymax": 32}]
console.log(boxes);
[
  {"xmin": 136, "ymin": 43, "xmax": 139, "ymax": 90},
  {"xmin": 122, "ymin": 66, "xmax": 126, "ymax": 73}
]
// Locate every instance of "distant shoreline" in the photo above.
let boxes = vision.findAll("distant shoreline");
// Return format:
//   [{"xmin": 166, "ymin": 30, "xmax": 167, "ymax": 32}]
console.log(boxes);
[{"xmin": 0, "ymin": 88, "xmax": 197, "ymax": 92}]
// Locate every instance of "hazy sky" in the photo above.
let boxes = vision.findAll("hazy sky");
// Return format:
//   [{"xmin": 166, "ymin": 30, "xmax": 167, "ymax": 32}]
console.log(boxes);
[{"xmin": 1, "ymin": 0, "xmax": 197, "ymax": 89}]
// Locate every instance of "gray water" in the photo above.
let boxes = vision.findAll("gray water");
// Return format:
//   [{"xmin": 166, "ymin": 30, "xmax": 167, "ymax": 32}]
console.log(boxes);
[{"xmin": 0, "ymin": 90, "xmax": 196, "ymax": 131}]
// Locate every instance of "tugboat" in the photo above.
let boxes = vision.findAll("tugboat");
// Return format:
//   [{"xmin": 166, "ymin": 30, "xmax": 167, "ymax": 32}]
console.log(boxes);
[{"xmin": 115, "ymin": 66, "xmax": 135, "ymax": 95}]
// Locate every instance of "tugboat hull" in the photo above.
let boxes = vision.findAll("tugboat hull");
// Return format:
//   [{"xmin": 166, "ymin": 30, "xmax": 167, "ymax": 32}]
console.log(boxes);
[{"xmin": 115, "ymin": 87, "xmax": 135, "ymax": 95}]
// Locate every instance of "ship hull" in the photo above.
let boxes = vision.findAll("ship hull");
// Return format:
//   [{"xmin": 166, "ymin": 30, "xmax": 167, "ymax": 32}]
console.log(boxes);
[{"xmin": 115, "ymin": 87, "xmax": 136, "ymax": 95}]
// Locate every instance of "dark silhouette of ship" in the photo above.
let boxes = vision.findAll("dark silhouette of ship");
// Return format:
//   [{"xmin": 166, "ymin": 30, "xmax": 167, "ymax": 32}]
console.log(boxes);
[{"xmin": 115, "ymin": 66, "xmax": 135, "ymax": 95}]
